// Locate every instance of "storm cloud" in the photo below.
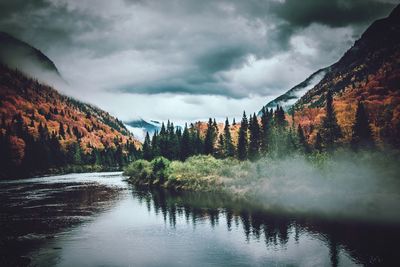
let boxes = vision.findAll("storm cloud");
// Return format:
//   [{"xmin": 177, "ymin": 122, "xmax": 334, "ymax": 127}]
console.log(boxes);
[{"xmin": 0, "ymin": 0, "xmax": 396, "ymax": 121}]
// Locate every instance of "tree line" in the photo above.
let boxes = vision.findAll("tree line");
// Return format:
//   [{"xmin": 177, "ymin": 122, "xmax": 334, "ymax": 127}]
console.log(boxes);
[
  {"xmin": 141, "ymin": 90, "xmax": 376, "ymax": 162},
  {"xmin": 0, "ymin": 113, "xmax": 139, "ymax": 178},
  {"xmin": 0, "ymin": 89, "xmax": 378, "ymax": 178}
]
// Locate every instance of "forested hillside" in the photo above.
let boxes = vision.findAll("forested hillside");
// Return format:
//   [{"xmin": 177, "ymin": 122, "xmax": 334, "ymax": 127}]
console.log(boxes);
[
  {"xmin": 292, "ymin": 5, "xmax": 400, "ymax": 145},
  {"xmin": 0, "ymin": 65, "xmax": 140, "ymax": 178}
]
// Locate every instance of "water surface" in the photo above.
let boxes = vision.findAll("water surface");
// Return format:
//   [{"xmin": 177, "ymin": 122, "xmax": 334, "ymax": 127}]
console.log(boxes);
[{"xmin": 1, "ymin": 172, "xmax": 399, "ymax": 266}]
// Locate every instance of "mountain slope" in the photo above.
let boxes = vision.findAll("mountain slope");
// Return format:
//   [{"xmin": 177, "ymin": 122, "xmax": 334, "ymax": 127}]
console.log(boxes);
[
  {"xmin": 0, "ymin": 65, "xmax": 140, "ymax": 178},
  {"xmin": 0, "ymin": 31, "xmax": 64, "ymax": 85},
  {"xmin": 259, "ymin": 67, "xmax": 330, "ymax": 114},
  {"xmin": 291, "ymin": 5, "xmax": 400, "ymax": 144},
  {"xmin": 294, "ymin": 5, "xmax": 400, "ymax": 110}
]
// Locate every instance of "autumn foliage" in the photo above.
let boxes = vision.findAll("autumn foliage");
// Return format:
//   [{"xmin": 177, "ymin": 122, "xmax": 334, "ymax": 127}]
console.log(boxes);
[{"xmin": 0, "ymin": 65, "xmax": 140, "ymax": 178}]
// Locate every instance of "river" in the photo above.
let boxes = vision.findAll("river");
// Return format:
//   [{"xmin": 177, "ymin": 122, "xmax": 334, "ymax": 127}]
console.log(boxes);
[{"xmin": 0, "ymin": 172, "xmax": 399, "ymax": 266}]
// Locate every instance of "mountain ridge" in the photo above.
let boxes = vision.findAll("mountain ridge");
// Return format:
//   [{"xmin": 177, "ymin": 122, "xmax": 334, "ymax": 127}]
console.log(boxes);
[
  {"xmin": 258, "ymin": 67, "xmax": 330, "ymax": 114},
  {"xmin": 0, "ymin": 31, "xmax": 65, "ymax": 85},
  {"xmin": 290, "ymin": 4, "xmax": 400, "ymax": 145}
]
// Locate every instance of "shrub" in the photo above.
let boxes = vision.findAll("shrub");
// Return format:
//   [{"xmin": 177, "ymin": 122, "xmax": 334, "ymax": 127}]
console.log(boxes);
[
  {"xmin": 124, "ymin": 159, "xmax": 152, "ymax": 183},
  {"xmin": 151, "ymin": 157, "xmax": 171, "ymax": 185}
]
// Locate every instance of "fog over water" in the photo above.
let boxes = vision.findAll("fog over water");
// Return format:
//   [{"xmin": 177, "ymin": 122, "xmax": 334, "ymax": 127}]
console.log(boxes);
[{"xmin": 224, "ymin": 150, "xmax": 400, "ymax": 222}]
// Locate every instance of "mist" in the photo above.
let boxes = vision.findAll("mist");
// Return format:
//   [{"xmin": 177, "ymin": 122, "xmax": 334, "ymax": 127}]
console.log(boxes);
[{"xmin": 224, "ymin": 150, "xmax": 400, "ymax": 223}]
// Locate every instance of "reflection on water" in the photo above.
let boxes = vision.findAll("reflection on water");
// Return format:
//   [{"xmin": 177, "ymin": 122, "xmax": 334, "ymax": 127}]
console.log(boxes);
[
  {"xmin": 132, "ymin": 188, "xmax": 400, "ymax": 267},
  {"xmin": 1, "ymin": 173, "xmax": 399, "ymax": 266}
]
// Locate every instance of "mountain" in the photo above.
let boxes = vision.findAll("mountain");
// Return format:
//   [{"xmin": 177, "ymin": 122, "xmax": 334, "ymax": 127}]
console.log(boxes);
[
  {"xmin": 0, "ymin": 31, "xmax": 64, "ymax": 85},
  {"xmin": 0, "ymin": 65, "xmax": 140, "ymax": 178},
  {"xmin": 259, "ymin": 67, "xmax": 330, "ymax": 114},
  {"xmin": 124, "ymin": 119, "xmax": 161, "ymax": 141},
  {"xmin": 295, "ymin": 5, "xmax": 400, "ymax": 110},
  {"xmin": 288, "ymin": 4, "xmax": 400, "ymax": 145}
]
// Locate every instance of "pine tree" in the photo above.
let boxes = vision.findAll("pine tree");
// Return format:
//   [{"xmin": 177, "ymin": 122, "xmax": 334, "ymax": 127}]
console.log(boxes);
[
  {"xmin": 224, "ymin": 118, "xmax": 235, "ymax": 157},
  {"xmin": 217, "ymin": 134, "xmax": 225, "ymax": 158},
  {"xmin": 273, "ymin": 106, "xmax": 286, "ymax": 127},
  {"xmin": 351, "ymin": 101, "xmax": 374, "ymax": 150},
  {"xmin": 194, "ymin": 128, "xmax": 203, "ymax": 155},
  {"xmin": 297, "ymin": 124, "xmax": 310, "ymax": 154},
  {"xmin": 204, "ymin": 118, "xmax": 216, "ymax": 155},
  {"xmin": 320, "ymin": 90, "xmax": 342, "ymax": 151},
  {"xmin": 0, "ymin": 131, "xmax": 12, "ymax": 175},
  {"xmin": 151, "ymin": 131, "xmax": 160, "ymax": 158},
  {"xmin": 260, "ymin": 107, "xmax": 271, "ymax": 154},
  {"xmin": 158, "ymin": 123, "xmax": 168, "ymax": 158},
  {"xmin": 314, "ymin": 132, "xmax": 323, "ymax": 152},
  {"xmin": 237, "ymin": 111, "xmax": 248, "ymax": 160},
  {"xmin": 180, "ymin": 124, "xmax": 191, "ymax": 160},
  {"xmin": 248, "ymin": 113, "xmax": 261, "ymax": 160},
  {"xmin": 142, "ymin": 132, "xmax": 152, "ymax": 160},
  {"xmin": 167, "ymin": 121, "xmax": 179, "ymax": 159},
  {"xmin": 49, "ymin": 132, "xmax": 64, "ymax": 166},
  {"xmin": 59, "ymin": 122, "xmax": 65, "ymax": 139}
]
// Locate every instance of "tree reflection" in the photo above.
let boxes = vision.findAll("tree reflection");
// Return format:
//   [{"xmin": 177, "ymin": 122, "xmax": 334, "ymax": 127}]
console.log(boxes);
[{"xmin": 132, "ymin": 187, "xmax": 400, "ymax": 267}]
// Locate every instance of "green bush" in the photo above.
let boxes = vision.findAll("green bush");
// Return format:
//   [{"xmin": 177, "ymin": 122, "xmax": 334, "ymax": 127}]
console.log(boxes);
[
  {"xmin": 151, "ymin": 157, "xmax": 171, "ymax": 185},
  {"xmin": 123, "ymin": 159, "xmax": 152, "ymax": 183}
]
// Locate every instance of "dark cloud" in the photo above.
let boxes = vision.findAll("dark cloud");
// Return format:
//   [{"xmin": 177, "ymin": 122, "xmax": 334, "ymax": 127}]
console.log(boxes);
[
  {"xmin": 0, "ymin": 0, "xmax": 397, "ymax": 120},
  {"xmin": 271, "ymin": 0, "xmax": 396, "ymax": 28},
  {"xmin": 196, "ymin": 46, "xmax": 248, "ymax": 73},
  {"xmin": 0, "ymin": 0, "xmax": 49, "ymax": 18}
]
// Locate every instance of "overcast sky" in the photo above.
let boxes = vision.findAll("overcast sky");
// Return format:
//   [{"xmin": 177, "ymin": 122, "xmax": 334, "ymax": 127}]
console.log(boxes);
[{"xmin": 0, "ymin": 0, "xmax": 397, "ymax": 123}]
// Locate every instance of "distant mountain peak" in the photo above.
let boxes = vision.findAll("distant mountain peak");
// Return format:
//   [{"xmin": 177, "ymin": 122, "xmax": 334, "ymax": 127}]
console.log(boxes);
[{"xmin": 124, "ymin": 118, "xmax": 161, "ymax": 141}]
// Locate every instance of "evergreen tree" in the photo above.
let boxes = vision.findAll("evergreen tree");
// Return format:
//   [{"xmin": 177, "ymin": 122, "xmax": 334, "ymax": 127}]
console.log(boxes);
[
  {"xmin": 126, "ymin": 140, "xmax": 138, "ymax": 162},
  {"xmin": 248, "ymin": 113, "xmax": 261, "ymax": 160},
  {"xmin": 320, "ymin": 90, "xmax": 342, "ymax": 151},
  {"xmin": 115, "ymin": 144, "xmax": 125, "ymax": 166},
  {"xmin": 314, "ymin": 132, "xmax": 323, "ymax": 152},
  {"xmin": 180, "ymin": 124, "xmax": 191, "ymax": 160},
  {"xmin": 59, "ymin": 122, "xmax": 65, "ymax": 138},
  {"xmin": 158, "ymin": 123, "xmax": 168, "ymax": 158},
  {"xmin": 216, "ymin": 134, "xmax": 225, "ymax": 158},
  {"xmin": 351, "ymin": 101, "xmax": 374, "ymax": 150},
  {"xmin": 204, "ymin": 118, "xmax": 216, "ymax": 155},
  {"xmin": 67, "ymin": 142, "xmax": 82, "ymax": 165},
  {"xmin": 142, "ymin": 132, "xmax": 152, "ymax": 160},
  {"xmin": 260, "ymin": 107, "xmax": 271, "ymax": 154},
  {"xmin": 273, "ymin": 106, "xmax": 286, "ymax": 127},
  {"xmin": 193, "ymin": 127, "xmax": 204, "ymax": 155},
  {"xmin": 223, "ymin": 118, "xmax": 235, "ymax": 157},
  {"xmin": 237, "ymin": 111, "xmax": 248, "ymax": 160},
  {"xmin": 49, "ymin": 132, "xmax": 64, "ymax": 166},
  {"xmin": 297, "ymin": 124, "xmax": 310, "ymax": 154},
  {"xmin": 151, "ymin": 131, "xmax": 160, "ymax": 158},
  {"xmin": 167, "ymin": 121, "xmax": 179, "ymax": 159},
  {"xmin": 0, "ymin": 131, "xmax": 12, "ymax": 175}
]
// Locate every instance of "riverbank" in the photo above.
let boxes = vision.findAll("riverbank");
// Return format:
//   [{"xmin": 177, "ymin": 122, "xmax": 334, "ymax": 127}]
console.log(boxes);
[
  {"xmin": 124, "ymin": 151, "xmax": 400, "ymax": 223},
  {"xmin": 123, "ymin": 153, "xmax": 331, "ymax": 192},
  {"xmin": 123, "ymin": 155, "xmax": 242, "ymax": 192},
  {"xmin": 0, "ymin": 164, "xmax": 123, "ymax": 180}
]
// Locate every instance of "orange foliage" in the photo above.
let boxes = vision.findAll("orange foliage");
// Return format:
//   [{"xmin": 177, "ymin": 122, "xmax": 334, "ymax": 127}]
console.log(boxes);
[
  {"xmin": 8, "ymin": 136, "xmax": 25, "ymax": 166},
  {"xmin": 0, "ymin": 66, "xmax": 140, "ymax": 155}
]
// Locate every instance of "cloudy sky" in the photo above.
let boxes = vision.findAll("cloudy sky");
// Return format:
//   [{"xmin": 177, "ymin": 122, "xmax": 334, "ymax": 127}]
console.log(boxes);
[{"xmin": 0, "ymin": 0, "xmax": 397, "ymax": 123}]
